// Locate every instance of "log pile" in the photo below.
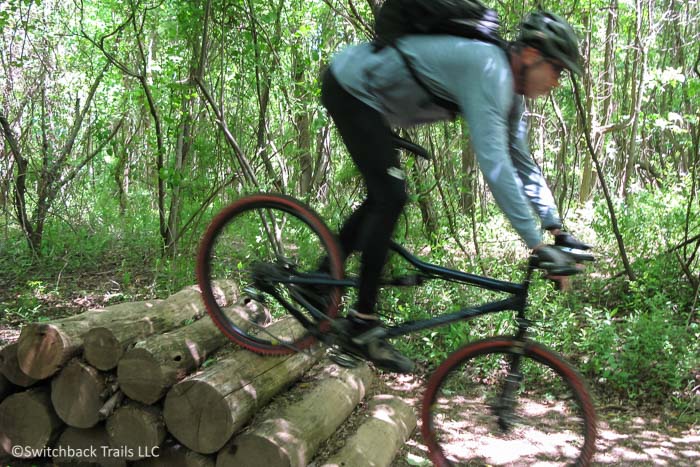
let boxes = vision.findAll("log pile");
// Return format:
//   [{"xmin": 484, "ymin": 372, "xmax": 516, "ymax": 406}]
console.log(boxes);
[{"xmin": 0, "ymin": 283, "xmax": 416, "ymax": 466}]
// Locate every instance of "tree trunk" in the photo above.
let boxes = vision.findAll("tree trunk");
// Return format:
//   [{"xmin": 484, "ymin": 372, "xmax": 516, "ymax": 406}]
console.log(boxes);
[
  {"xmin": 0, "ymin": 387, "xmax": 64, "ymax": 457},
  {"xmin": 218, "ymin": 362, "xmax": 373, "ymax": 467},
  {"xmin": 54, "ymin": 426, "xmax": 127, "ymax": 467},
  {"xmin": 321, "ymin": 395, "xmax": 416, "ymax": 467},
  {"xmin": 0, "ymin": 113, "xmax": 37, "ymax": 253},
  {"xmin": 163, "ymin": 319, "xmax": 320, "ymax": 454},
  {"xmin": 622, "ymin": 0, "xmax": 648, "ymax": 198},
  {"xmin": 50, "ymin": 358, "xmax": 114, "ymax": 428},
  {"xmin": 0, "ymin": 343, "xmax": 39, "ymax": 387},
  {"xmin": 105, "ymin": 403, "xmax": 167, "ymax": 461},
  {"xmin": 117, "ymin": 300, "xmax": 267, "ymax": 404},
  {"xmin": 460, "ymin": 121, "xmax": 477, "ymax": 212}
]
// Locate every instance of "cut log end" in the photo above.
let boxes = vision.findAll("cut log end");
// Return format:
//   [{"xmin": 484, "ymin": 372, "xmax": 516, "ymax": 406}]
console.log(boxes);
[
  {"xmin": 0, "ymin": 343, "xmax": 39, "ymax": 387},
  {"xmin": 0, "ymin": 388, "xmax": 63, "ymax": 456},
  {"xmin": 83, "ymin": 327, "xmax": 124, "ymax": 371},
  {"xmin": 54, "ymin": 426, "xmax": 127, "ymax": 467},
  {"xmin": 17, "ymin": 325, "xmax": 71, "ymax": 380},
  {"xmin": 106, "ymin": 404, "xmax": 167, "ymax": 461},
  {"xmin": 51, "ymin": 359, "xmax": 107, "ymax": 429},
  {"xmin": 164, "ymin": 380, "xmax": 235, "ymax": 455},
  {"xmin": 117, "ymin": 348, "xmax": 167, "ymax": 404}
]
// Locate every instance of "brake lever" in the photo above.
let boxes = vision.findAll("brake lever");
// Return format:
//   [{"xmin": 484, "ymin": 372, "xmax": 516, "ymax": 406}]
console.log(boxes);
[{"xmin": 555, "ymin": 246, "xmax": 596, "ymax": 263}]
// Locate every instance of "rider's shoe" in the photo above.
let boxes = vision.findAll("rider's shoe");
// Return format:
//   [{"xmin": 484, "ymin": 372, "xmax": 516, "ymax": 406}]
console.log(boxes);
[
  {"xmin": 334, "ymin": 313, "xmax": 415, "ymax": 374},
  {"xmin": 363, "ymin": 339, "xmax": 415, "ymax": 373}
]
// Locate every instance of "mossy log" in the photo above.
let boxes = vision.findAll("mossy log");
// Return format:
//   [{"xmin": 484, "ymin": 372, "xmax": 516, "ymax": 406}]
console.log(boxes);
[
  {"xmin": 117, "ymin": 299, "xmax": 267, "ymax": 404},
  {"xmin": 216, "ymin": 362, "xmax": 374, "ymax": 467},
  {"xmin": 321, "ymin": 395, "xmax": 416, "ymax": 467},
  {"xmin": 163, "ymin": 318, "xmax": 321, "ymax": 454},
  {"xmin": 83, "ymin": 281, "xmax": 240, "ymax": 371}
]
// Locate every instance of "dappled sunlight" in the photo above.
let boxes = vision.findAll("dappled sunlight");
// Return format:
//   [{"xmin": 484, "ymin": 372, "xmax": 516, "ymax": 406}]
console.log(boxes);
[
  {"xmin": 403, "ymin": 390, "xmax": 699, "ymax": 466},
  {"xmin": 183, "ymin": 338, "xmax": 201, "ymax": 365},
  {"xmin": 372, "ymin": 404, "xmax": 398, "ymax": 424},
  {"xmin": 594, "ymin": 418, "xmax": 700, "ymax": 465}
]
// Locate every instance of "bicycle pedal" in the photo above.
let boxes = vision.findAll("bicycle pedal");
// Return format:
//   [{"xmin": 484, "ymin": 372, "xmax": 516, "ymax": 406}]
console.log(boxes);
[
  {"xmin": 327, "ymin": 347, "xmax": 361, "ymax": 368},
  {"xmin": 351, "ymin": 326, "xmax": 387, "ymax": 346}
]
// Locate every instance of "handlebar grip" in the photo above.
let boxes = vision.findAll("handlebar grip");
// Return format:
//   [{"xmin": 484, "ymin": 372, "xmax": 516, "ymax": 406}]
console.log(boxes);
[
  {"xmin": 530, "ymin": 245, "xmax": 594, "ymax": 276},
  {"xmin": 556, "ymin": 246, "xmax": 595, "ymax": 263}
]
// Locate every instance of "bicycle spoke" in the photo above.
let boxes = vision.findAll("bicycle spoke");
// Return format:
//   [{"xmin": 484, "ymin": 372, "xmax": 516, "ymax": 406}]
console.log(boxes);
[
  {"xmin": 424, "ymin": 341, "xmax": 595, "ymax": 466},
  {"xmin": 198, "ymin": 195, "xmax": 343, "ymax": 354}
]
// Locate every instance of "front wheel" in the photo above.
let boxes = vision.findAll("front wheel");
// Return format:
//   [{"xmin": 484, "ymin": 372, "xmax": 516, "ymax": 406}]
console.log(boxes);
[
  {"xmin": 197, "ymin": 193, "xmax": 345, "ymax": 355},
  {"xmin": 422, "ymin": 337, "xmax": 596, "ymax": 466}
]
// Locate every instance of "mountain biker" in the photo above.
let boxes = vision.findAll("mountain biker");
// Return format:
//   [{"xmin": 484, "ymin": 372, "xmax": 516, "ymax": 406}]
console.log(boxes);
[{"xmin": 319, "ymin": 11, "xmax": 590, "ymax": 373}]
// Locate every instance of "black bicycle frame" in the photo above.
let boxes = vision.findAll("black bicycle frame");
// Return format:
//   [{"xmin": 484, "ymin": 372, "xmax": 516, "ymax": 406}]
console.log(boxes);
[{"xmin": 271, "ymin": 240, "xmax": 538, "ymax": 340}]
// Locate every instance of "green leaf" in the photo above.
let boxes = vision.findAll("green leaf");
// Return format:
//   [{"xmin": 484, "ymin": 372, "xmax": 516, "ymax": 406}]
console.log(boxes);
[{"xmin": 406, "ymin": 453, "xmax": 432, "ymax": 466}]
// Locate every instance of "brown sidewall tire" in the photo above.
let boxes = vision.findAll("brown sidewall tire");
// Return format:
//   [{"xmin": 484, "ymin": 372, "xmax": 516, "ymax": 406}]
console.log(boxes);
[
  {"xmin": 196, "ymin": 193, "xmax": 344, "ymax": 355},
  {"xmin": 421, "ymin": 337, "xmax": 597, "ymax": 467}
]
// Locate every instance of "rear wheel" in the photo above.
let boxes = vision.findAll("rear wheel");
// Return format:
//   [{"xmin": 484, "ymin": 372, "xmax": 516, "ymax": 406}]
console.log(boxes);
[
  {"xmin": 197, "ymin": 193, "xmax": 344, "ymax": 355},
  {"xmin": 422, "ymin": 337, "xmax": 596, "ymax": 466}
]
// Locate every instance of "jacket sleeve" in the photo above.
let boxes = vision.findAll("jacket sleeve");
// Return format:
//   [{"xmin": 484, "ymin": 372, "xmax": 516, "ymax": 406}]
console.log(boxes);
[
  {"xmin": 449, "ymin": 59, "xmax": 543, "ymax": 249},
  {"xmin": 508, "ymin": 99, "xmax": 562, "ymax": 230}
]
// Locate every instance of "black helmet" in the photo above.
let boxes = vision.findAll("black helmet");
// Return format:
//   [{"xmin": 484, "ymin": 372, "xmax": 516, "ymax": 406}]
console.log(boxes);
[{"xmin": 517, "ymin": 11, "xmax": 582, "ymax": 75}]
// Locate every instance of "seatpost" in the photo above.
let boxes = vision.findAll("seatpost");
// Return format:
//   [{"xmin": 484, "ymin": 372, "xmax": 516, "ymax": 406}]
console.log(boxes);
[{"xmin": 513, "ymin": 256, "xmax": 538, "ymax": 338}]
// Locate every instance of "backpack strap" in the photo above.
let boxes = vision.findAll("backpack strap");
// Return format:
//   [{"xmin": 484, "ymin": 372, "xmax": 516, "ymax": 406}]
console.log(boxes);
[{"xmin": 388, "ymin": 42, "xmax": 460, "ymax": 114}]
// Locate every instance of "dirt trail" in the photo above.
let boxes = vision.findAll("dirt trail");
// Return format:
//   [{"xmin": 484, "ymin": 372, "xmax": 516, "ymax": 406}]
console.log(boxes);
[{"xmin": 376, "ymin": 373, "xmax": 699, "ymax": 467}]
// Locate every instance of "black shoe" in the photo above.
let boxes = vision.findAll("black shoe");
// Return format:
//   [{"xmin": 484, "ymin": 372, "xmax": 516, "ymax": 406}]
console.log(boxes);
[
  {"xmin": 334, "ymin": 315, "xmax": 415, "ymax": 374},
  {"xmin": 363, "ymin": 338, "xmax": 415, "ymax": 373}
]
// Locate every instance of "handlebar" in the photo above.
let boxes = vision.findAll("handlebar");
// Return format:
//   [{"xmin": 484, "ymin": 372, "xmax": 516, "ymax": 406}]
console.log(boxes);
[
  {"xmin": 530, "ymin": 245, "xmax": 595, "ymax": 277},
  {"xmin": 557, "ymin": 246, "xmax": 595, "ymax": 264}
]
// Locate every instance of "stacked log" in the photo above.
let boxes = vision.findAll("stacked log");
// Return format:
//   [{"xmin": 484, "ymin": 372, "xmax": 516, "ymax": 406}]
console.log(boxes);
[
  {"xmin": 163, "ymin": 318, "xmax": 319, "ymax": 454},
  {"xmin": 54, "ymin": 426, "xmax": 127, "ymax": 466},
  {"xmin": 216, "ymin": 363, "xmax": 374, "ymax": 467},
  {"xmin": 117, "ymin": 299, "xmax": 267, "ymax": 404},
  {"xmin": 0, "ymin": 374, "xmax": 15, "ymax": 403},
  {"xmin": 0, "ymin": 283, "xmax": 416, "ymax": 466},
  {"xmin": 0, "ymin": 343, "xmax": 39, "ymax": 387},
  {"xmin": 0, "ymin": 387, "xmax": 64, "ymax": 458},
  {"xmin": 321, "ymin": 395, "xmax": 417, "ymax": 467}
]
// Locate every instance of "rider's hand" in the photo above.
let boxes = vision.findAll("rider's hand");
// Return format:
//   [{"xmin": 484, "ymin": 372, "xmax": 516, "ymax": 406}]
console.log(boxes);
[
  {"xmin": 552, "ymin": 231, "xmax": 592, "ymax": 251},
  {"xmin": 533, "ymin": 244, "xmax": 580, "ymax": 291},
  {"xmin": 533, "ymin": 244, "xmax": 577, "ymax": 271}
]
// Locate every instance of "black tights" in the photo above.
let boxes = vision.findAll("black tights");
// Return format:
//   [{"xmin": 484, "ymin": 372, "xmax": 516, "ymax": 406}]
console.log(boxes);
[{"xmin": 320, "ymin": 69, "xmax": 407, "ymax": 314}]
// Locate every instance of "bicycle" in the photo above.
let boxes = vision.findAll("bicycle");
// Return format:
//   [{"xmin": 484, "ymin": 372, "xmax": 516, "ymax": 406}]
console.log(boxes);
[{"xmin": 196, "ymin": 137, "xmax": 597, "ymax": 466}]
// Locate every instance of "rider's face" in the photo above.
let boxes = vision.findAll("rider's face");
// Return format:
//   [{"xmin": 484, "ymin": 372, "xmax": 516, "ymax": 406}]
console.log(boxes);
[{"xmin": 520, "ymin": 49, "xmax": 564, "ymax": 98}]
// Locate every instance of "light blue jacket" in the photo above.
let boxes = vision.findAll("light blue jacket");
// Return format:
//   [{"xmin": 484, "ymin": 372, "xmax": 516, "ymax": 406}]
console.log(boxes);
[{"xmin": 330, "ymin": 36, "xmax": 562, "ymax": 248}]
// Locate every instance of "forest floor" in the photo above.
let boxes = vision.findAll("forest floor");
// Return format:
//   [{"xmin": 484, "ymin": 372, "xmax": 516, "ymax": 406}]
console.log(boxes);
[
  {"xmin": 373, "ymin": 372, "xmax": 700, "ymax": 467},
  {"xmin": 1, "ymin": 269, "xmax": 698, "ymax": 466}
]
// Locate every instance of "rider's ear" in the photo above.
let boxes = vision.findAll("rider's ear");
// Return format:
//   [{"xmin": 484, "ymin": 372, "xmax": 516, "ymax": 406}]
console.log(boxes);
[{"xmin": 520, "ymin": 46, "xmax": 542, "ymax": 66}]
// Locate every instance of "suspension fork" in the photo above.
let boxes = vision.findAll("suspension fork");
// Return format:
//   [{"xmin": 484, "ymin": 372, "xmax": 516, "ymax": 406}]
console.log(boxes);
[
  {"xmin": 494, "ymin": 340, "xmax": 525, "ymax": 432},
  {"xmin": 493, "ymin": 265, "xmax": 534, "ymax": 431}
]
